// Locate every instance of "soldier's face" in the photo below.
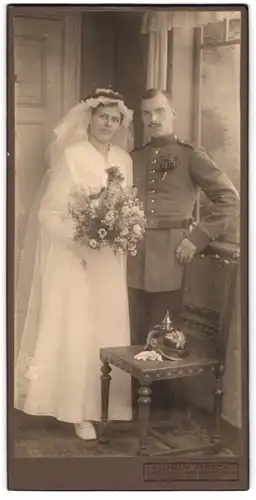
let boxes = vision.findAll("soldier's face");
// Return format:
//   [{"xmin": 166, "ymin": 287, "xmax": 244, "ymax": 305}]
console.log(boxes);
[{"xmin": 141, "ymin": 93, "xmax": 175, "ymax": 138}]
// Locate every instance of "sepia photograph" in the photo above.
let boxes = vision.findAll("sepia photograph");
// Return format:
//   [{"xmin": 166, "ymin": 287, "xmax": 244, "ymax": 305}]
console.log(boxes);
[{"xmin": 7, "ymin": 2, "xmax": 248, "ymax": 491}]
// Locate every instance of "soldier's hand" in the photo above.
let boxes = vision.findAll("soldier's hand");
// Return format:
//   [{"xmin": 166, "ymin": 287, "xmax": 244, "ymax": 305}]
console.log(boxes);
[{"xmin": 176, "ymin": 238, "xmax": 197, "ymax": 265}]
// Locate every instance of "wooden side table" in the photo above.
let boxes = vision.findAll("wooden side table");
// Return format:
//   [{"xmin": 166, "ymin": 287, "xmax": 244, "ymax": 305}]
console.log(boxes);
[{"xmin": 99, "ymin": 345, "xmax": 222, "ymax": 456}]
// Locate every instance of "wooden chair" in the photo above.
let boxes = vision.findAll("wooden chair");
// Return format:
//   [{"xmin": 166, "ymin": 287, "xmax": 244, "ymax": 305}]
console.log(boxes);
[{"xmin": 99, "ymin": 242, "xmax": 239, "ymax": 455}]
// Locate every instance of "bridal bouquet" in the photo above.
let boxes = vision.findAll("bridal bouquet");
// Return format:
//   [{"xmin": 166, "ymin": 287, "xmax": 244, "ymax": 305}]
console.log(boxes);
[{"xmin": 68, "ymin": 166, "xmax": 146, "ymax": 256}]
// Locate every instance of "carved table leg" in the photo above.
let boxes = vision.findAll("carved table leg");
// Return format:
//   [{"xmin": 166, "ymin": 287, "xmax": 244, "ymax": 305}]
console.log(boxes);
[
  {"xmin": 212, "ymin": 365, "xmax": 225, "ymax": 454},
  {"xmin": 137, "ymin": 383, "xmax": 152, "ymax": 455},
  {"xmin": 99, "ymin": 361, "xmax": 112, "ymax": 444}
]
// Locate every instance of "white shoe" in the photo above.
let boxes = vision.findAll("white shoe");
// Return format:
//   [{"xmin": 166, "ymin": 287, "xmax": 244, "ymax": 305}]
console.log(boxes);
[{"xmin": 74, "ymin": 421, "xmax": 97, "ymax": 440}]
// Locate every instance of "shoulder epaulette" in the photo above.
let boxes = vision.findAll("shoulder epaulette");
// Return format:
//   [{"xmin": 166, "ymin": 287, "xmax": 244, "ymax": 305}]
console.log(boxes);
[
  {"xmin": 197, "ymin": 145, "xmax": 208, "ymax": 153},
  {"xmin": 193, "ymin": 145, "xmax": 212, "ymax": 158},
  {"xmin": 175, "ymin": 136, "xmax": 194, "ymax": 149},
  {"xmin": 175, "ymin": 138, "xmax": 212, "ymax": 157}
]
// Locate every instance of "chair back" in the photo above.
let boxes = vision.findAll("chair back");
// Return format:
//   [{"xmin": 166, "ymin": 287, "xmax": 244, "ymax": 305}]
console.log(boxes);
[{"xmin": 179, "ymin": 242, "xmax": 239, "ymax": 363}]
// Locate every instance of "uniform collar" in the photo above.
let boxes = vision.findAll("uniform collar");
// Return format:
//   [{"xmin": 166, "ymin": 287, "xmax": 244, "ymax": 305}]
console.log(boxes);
[{"xmin": 150, "ymin": 133, "xmax": 177, "ymax": 148}]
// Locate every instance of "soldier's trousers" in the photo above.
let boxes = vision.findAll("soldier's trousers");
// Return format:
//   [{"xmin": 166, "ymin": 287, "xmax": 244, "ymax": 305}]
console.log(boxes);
[{"xmin": 128, "ymin": 288, "xmax": 185, "ymax": 414}]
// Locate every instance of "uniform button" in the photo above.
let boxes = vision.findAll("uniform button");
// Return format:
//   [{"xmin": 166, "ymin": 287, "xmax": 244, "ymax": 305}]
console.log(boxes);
[
  {"xmin": 150, "ymin": 210, "xmax": 155, "ymax": 214},
  {"xmin": 150, "ymin": 179, "xmax": 155, "ymax": 184},
  {"xmin": 151, "ymin": 169, "xmax": 156, "ymax": 173},
  {"xmin": 151, "ymin": 200, "xmax": 156, "ymax": 204},
  {"xmin": 150, "ymin": 189, "xmax": 156, "ymax": 194}
]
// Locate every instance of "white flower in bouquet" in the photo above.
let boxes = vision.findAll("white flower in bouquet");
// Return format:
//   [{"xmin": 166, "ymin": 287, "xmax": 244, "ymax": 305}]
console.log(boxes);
[
  {"xmin": 113, "ymin": 237, "xmax": 127, "ymax": 253},
  {"xmin": 120, "ymin": 227, "xmax": 129, "ymax": 237},
  {"xmin": 130, "ymin": 236, "xmax": 137, "ymax": 243},
  {"xmin": 98, "ymin": 228, "xmax": 107, "ymax": 239},
  {"xmin": 130, "ymin": 206, "xmax": 140, "ymax": 215},
  {"xmin": 89, "ymin": 239, "xmax": 98, "ymax": 249},
  {"xmin": 91, "ymin": 198, "xmax": 100, "ymax": 209},
  {"xmin": 91, "ymin": 208, "xmax": 98, "ymax": 220},
  {"xmin": 105, "ymin": 210, "xmax": 115, "ymax": 224},
  {"xmin": 132, "ymin": 224, "xmax": 142, "ymax": 237},
  {"xmin": 121, "ymin": 205, "xmax": 131, "ymax": 216},
  {"xmin": 138, "ymin": 209, "xmax": 145, "ymax": 218}
]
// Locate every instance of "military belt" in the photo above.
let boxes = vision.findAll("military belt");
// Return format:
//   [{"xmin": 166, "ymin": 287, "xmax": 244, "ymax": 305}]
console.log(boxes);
[{"xmin": 146, "ymin": 218, "xmax": 191, "ymax": 230}]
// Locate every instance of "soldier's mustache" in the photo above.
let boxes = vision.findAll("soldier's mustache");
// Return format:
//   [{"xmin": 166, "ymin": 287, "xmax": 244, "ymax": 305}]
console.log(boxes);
[{"xmin": 149, "ymin": 123, "xmax": 161, "ymax": 128}]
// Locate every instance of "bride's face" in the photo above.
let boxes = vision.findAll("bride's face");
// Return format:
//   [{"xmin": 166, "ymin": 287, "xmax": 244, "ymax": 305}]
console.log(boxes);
[{"xmin": 89, "ymin": 104, "xmax": 122, "ymax": 143}]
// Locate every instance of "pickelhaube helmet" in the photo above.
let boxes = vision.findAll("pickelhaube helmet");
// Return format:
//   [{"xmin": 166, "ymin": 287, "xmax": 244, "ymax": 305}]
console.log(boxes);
[{"xmin": 145, "ymin": 311, "xmax": 189, "ymax": 360}]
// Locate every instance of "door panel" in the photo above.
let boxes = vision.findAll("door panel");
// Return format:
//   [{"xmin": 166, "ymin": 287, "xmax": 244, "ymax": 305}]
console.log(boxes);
[
  {"xmin": 14, "ymin": 14, "xmax": 81, "ymax": 273},
  {"xmin": 14, "ymin": 16, "xmax": 63, "ymax": 237}
]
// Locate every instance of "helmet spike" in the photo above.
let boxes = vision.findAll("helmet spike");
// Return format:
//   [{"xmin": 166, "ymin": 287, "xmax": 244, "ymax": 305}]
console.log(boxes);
[{"xmin": 161, "ymin": 310, "xmax": 173, "ymax": 330}]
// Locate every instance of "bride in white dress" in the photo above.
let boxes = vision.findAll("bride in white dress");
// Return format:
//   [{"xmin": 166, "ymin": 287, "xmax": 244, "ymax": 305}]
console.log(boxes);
[{"xmin": 14, "ymin": 89, "xmax": 134, "ymax": 440}]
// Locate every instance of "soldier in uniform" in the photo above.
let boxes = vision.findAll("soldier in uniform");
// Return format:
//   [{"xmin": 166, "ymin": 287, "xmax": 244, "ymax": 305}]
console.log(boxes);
[{"xmin": 127, "ymin": 88, "xmax": 240, "ymax": 348}]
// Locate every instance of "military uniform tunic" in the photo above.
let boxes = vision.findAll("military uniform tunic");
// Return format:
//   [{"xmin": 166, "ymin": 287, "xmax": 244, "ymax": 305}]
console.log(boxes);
[{"xmin": 127, "ymin": 134, "xmax": 239, "ymax": 293}]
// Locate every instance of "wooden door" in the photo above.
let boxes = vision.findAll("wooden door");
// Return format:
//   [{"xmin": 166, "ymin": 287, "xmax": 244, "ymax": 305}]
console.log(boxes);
[{"xmin": 14, "ymin": 13, "xmax": 81, "ymax": 269}]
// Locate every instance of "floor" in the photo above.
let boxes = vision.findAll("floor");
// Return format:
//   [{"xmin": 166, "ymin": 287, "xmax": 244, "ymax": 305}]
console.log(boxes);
[{"xmin": 11, "ymin": 404, "xmax": 241, "ymax": 458}]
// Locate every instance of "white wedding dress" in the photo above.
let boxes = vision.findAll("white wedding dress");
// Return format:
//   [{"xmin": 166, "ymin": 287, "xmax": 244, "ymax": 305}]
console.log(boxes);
[{"xmin": 14, "ymin": 140, "xmax": 133, "ymax": 424}]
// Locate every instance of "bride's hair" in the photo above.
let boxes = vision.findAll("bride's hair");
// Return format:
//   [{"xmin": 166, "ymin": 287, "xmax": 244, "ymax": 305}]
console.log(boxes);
[{"xmin": 83, "ymin": 89, "xmax": 125, "ymax": 103}]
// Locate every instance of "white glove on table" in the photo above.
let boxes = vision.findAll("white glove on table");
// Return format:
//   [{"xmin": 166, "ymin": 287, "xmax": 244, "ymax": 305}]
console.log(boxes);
[{"xmin": 134, "ymin": 350, "xmax": 163, "ymax": 362}]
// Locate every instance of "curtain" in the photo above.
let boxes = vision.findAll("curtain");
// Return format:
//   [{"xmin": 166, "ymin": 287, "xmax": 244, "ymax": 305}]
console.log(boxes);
[
  {"xmin": 144, "ymin": 11, "xmax": 169, "ymax": 91},
  {"xmin": 142, "ymin": 10, "xmax": 241, "ymax": 90}
]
